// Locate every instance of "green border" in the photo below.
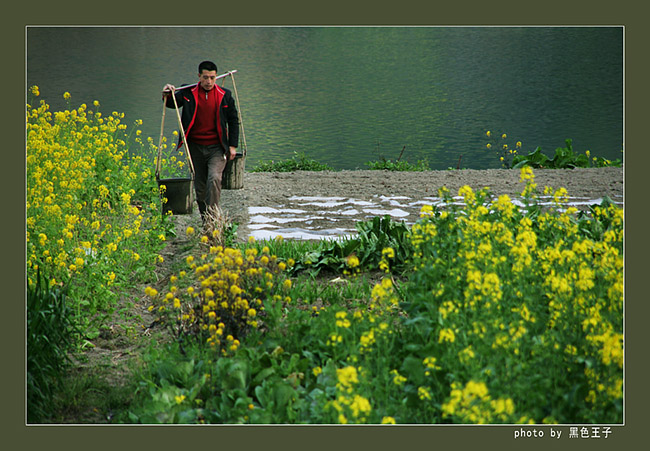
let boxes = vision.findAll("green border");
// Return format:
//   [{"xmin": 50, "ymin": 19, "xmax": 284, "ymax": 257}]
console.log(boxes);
[{"xmin": 9, "ymin": 1, "xmax": 644, "ymax": 450}]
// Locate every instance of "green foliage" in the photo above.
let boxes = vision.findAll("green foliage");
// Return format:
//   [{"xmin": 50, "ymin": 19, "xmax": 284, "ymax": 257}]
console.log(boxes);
[
  {"xmin": 125, "ymin": 340, "xmax": 314, "ymax": 424},
  {"xmin": 292, "ymin": 215, "xmax": 413, "ymax": 275},
  {"xmin": 366, "ymin": 144, "xmax": 429, "ymax": 171},
  {"xmin": 124, "ymin": 169, "xmax": 622, "ymax": 425},
  {"xmin": 125, "ymin": 276, "xmax": 389, "ymax": 424},
  {"xmin": 512, "ymin": 139, "xmax": 577, "ymax": 168},
  {"xmin": 251, "ymin": 151, "xmax": 334, "ymax": 172},
  {"xmin": 27, "ymin": 271, "xmax": 77, "ymax": 423},
  {"xmin": 241, "ymin": 236, "xmax": 321, "ymax": 265},
  {"xmin": 511, "ymin": 139, "xmax": 622, "ymax": 169},
  {"xmin": 365, "ymin": 157, "xmax": 430, "ymax": 171},
  {"xmin": 485, "ymin": 130, "xmax": 622, "ymax": 169},
  {"xmin": 222, "ymin": 222, "xmax": 239, "ymax": 247}
]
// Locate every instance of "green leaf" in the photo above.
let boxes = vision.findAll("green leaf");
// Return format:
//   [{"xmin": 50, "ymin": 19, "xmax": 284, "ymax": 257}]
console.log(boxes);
[
  {"xmin": 255, "ymin": 384, "xmax": 271, "ymax": 408},
  {"xmin": 273, "ymin": 381, "xmax": 296, "ymax": 410},
  {"xmin": 252, "ymin": 367, "xmax": 276, "ymax": 385},
  {"xmin": 401, "ymin": 356, "xmax": 426, "ymax": 386}
]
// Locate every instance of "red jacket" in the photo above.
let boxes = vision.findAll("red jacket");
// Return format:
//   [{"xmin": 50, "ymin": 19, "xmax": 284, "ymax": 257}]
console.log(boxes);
[{"xmin": 166, "ymin": 83, "xmax": 239, "ymax": 152}]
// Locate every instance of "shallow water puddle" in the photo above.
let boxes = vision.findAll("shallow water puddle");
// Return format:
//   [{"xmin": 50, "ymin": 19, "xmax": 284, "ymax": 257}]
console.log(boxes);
[
  {"xmin": 247, "ymin": 194, "xmax": 623, "ymax": 241},
  {"xmin": 250, "ymin": 227, "xmax": 356, "ymax": 241},
  {"xmin": 249, "ymin": 214, "xmax": 324, "ymax": 224},
  {"xmin": 361, "ymin": 208, "xmax": 410, "ymax": 218}
]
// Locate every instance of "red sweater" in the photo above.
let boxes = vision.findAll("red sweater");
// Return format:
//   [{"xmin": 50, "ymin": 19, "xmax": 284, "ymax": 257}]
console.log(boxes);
[{"xmin": 188, "ymin": 87, "xmax": 219, "ymax": 145}]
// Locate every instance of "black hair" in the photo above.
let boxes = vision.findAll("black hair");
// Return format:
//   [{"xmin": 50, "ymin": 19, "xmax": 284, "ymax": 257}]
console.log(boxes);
[{"xmin": 198, "ymin": 60, "xmax": 218, "ymax": 74}]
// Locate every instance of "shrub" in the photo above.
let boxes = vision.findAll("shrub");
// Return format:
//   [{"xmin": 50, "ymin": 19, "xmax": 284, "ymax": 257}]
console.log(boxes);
[
  {"xmin": 397, "ymin": 168, "xmax": 623, "ymax": 423},
  {"xmin": 292, "ymin": 215, "xmax": 412, "ymax": 275},
  {"xmin": 251, "ymin": 151, "xmax": 333, "ymax": 172},
  {"xmin": 144, "ymin": 236, "xmax": 295, "ymax": 356},
  {"xmin": 365, "ymin": 158, "xmax": 429, "ymax": 171},
  {"xmin": 485, "ymin": 130, "xmax": 622, "ymax": 169},
  {"xmin": 26, "ymin": 89, "xmax": 169, "ymax": 337}
]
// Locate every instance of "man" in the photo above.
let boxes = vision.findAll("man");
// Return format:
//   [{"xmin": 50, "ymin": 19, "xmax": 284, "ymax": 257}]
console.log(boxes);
[{"xmin": 162, "ymin": 60, "xmax": 239, "ymax": 222}]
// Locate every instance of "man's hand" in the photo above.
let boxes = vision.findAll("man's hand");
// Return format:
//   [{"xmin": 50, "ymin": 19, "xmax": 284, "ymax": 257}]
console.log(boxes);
[
  {"xmin": 228, "ymin": 146, "xmax": 237, "ymax": 160},
  {"xmin": 162, "ymin": 84, "xmax": 175, "ymax": 98}
]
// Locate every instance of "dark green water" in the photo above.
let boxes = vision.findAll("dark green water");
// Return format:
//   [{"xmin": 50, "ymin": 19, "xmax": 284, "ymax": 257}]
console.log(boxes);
[{"xmin": 27, "ymin": 26, "xmax": 623, "ymax": 170}]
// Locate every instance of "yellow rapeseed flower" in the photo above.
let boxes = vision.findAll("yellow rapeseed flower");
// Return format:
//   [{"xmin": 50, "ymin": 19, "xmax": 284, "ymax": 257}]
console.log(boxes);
[
  {"xmin": 438, "ymin": 328, "xmax": 456, "ymax": 343},
  {"xmin": 418, "ymin": 386, "xmax": 432, "ymax": 401},
  {"xmin": 349, "ymin": 394, "xmax": 372, "ymax": 418},
  {"xmin": 336, "ymin": 366, "xmax": 359, "ymax": 390},
  {"xmin": 391, "ymin": 369, "xmax": 407, "ymax": 386},
  {"xmin": 382, "ymin": 247, "xmax": 395, "ymax": 259},
  {"xmin": 346, "ymin": 254, "xmax": 360, "ymax": 268}
]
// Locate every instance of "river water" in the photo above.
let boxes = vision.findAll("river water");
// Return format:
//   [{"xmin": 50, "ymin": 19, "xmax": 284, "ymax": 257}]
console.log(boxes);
[{"xmin": 26, "ymin": 26, "xmax": 623, "ymax": 171}]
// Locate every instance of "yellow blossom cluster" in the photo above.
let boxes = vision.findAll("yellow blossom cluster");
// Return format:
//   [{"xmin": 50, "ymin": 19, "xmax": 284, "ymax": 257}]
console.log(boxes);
[
  {"xmin": 370, "ymin": 276, "xmax": 399, "ymax": 309},
  {"xmin": 146, "ymin": 243, "xmax": 293, "ymax": 355},
  {"xmin": 26, "ymin": 90, "xmax": 165, "ymax": 313},
  {"xmin": 441, "ymin": 380, "xmax": 516, "ymax": 423},
  {"xmin": 378, "ymin": 247, "xmax": 395, "ymax": 273},
  {"xmin": 344, "ymin": 254, "xmax": 360, "ymax": 276},
  {"xmin": 326, "ymin": 366, "xmax": 372, "ymax": 424},
  {"xmin": 403, "ymin": 169, "xmax": 623, "ymax": 423}
]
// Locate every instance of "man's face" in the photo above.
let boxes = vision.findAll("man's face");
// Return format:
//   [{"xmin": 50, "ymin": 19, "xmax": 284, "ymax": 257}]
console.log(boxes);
[{"xmin": 199, "ymin": 70, "xmax": 217, "ymax": 91}]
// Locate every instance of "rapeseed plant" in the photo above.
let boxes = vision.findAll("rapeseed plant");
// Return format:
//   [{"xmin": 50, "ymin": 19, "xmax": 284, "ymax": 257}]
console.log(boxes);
[
  {"xmin": 146, "ymin": 238, "xmax": 294, "ymax": 355},
  {"xmin": 125, "ymin": 159, "xmax": 622, "ymax": 425},
  {"xmin": 26, "ymin": 89, "xmax": 167, "ymax": 329},
  {"xmin": 400, "ymin": 168, "xmax": 623, "ymax": 423},
  {"xmin": 485, "ymin": 130, "xmax": 521, "ymax": 168}
]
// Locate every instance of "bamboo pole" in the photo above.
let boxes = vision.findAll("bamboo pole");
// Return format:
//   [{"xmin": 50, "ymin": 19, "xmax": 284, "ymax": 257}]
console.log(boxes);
[
  {"xmin": 169, "ymin": 87, "xmax": 196, "ymax": 178},
  {"xmin": 155, "ymin": 99, "xmax": 166, "ymax": 181},
  {"xmin": 171, "ymin": 70, "xmax": 239, "ymax": 91},
  {"xmin": 229, "ymin": 71, "xmax": 247, "ymax": 156}
]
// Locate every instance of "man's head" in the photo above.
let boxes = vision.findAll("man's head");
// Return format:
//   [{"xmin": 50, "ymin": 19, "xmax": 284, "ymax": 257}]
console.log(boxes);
[{"xmin": 198, "ymin": 60, "xmax": 218, "ymax": 91}]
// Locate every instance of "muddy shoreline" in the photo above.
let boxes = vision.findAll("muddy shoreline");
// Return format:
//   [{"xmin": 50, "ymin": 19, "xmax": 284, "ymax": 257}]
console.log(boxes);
[{"xmin": 199, "ymin": 167, "xmax": 625, "ymax": 241}]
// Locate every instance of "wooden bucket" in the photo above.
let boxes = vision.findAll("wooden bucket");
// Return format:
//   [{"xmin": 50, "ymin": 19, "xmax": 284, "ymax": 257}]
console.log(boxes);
[
  {"xmin": 158, "ymin": 177, "xmax": 194, "ymax": 215},
  {"xmin": 222, "ymin": 152, "xmax": 245, "ymax": 190}
]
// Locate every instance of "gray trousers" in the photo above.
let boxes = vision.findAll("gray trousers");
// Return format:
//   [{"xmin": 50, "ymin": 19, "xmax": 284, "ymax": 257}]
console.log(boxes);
[{"xmin": 188, "ymin": 141, "xmax": 227, "ymax": 216}]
